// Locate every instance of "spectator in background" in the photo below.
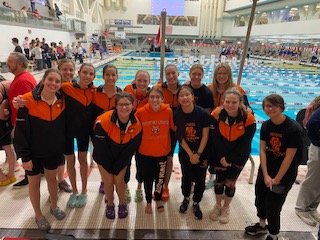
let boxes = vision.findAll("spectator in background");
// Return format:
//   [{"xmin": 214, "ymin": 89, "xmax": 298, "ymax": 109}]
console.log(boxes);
[
  {"xmin": 20, "ymin": 6, "xmax": 28, "ymax": 20},
  {"xmin": 54, "ymin": 3, "xmax": 62, "ymax": 19},
  {"xmin": 22, "ymin": 37, "xmax": 30, "ymax": 60},
  {"xmin": 76, "ymin": 42, "xmax": 84, "ymax": 64},
  {"xmin": 2, "ymin": 1, "xmax": 11, "ymax": 8},
  {"xmin": 33, "ymin": 9, "xmax": 41, "ymax": 19},
  {"xmin": 12, "ymin": 38, "xmax": 23, "ymax": 53},
  {"xmin": 30, "ymin": 42, "xmax": 43, "ymax": 71},
  {"xmin": 6, "ymin": 52, "xmax": 37, "ymax": 188},
  {"xmin": 30, "ymin": 0, "xmax": 35, "ymax": 13},
  {"xmin": 48, "ymin": 6, "xmax": 55, "ymax": 18}
]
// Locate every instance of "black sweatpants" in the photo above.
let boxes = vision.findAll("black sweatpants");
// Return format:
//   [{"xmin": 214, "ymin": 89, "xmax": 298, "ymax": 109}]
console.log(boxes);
[
  {"xmin": 179, "ymin": 153, "xmax": 208, "ymax": 203},
  {"xmin": 255, "ymin": 170, "xmax": 290, "ymax": 235}
]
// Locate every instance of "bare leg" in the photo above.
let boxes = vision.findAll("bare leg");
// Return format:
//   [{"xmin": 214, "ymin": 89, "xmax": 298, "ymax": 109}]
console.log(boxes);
[
  {"xmin": 114, "ymin": 166, "xmax": 127, "ymax": 205},
  {"xmin": 57, "ymin": 164, "xmax": 65, "ymax": 183},
  {"xmin": 66, "ymin": 154, "xmax": 78, "ymax": 194},
  {"xmin": 223, "ymin": 196, "xmax": 232, "ymax": 208},
  {"xmin": 45, "ymin": 168, "xmax": 58, "ymax": 210},
  {"xmin": 78, "ymin": 151, "xmax": 88, "ymax": 195},
  {"xmin": 2, "ymin": 144, "xmax": 16, "ymax": 178},
  {"xmin": 98, "ymin": 165, "xmax": 115, "ymax": 205},
  {"xmin": 28, "ymin": 174, "xmax": 43, "ymax": 220}
]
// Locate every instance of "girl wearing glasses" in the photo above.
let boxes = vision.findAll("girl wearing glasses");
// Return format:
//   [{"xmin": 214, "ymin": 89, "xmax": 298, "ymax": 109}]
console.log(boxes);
[
  {"xmin": 245, "ymin": 94, "xmax": 303, "ymax": 240},
  {"xmin": 93, "ymin": 64, "xmax": 122, "ymax": 195},
  {"xmin": 93, "ymin": 92, "xmax": 142, "ymax": 219}
]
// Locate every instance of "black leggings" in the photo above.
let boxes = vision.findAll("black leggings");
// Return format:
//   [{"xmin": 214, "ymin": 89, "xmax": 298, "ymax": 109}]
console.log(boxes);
[
  {"xmin": 139, "ymin": 154, "xmax": 167, "ymax": 203},
  {"xmin": 214, "ymin": 161, "xmax": 246, "ymax": 198},
  {"xmin": 124, "ymin": 154, "xmax": 143, "ymax": 185}
]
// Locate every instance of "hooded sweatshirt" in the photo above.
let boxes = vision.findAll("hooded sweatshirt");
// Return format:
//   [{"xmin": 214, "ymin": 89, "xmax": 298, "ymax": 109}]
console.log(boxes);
[{"xmin": 135, "ymin": 103, "xmax": 174, "ymax": 157}]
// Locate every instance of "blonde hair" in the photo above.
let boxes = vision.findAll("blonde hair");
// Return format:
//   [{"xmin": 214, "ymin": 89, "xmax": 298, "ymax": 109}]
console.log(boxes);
[{"xmin": 212, "ymin": 62, "xmax": 235, "ymax": 101}]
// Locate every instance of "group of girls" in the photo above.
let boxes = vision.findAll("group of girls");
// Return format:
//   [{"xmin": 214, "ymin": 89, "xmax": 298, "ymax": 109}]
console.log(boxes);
[{"xmin": 12, "ymin": 60, "xmax": 302, "ymax": 240}]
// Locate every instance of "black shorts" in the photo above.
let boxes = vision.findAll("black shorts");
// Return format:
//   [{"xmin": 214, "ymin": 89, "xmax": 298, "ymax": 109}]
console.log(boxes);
[
  {"xmin": 64, "ymin": 136, "xmax": 89, "ymax": 155},
  {"xmin": 0, "ymin": 119, "xmax": 13, "ymax": 147},
  {"xmin": 26, "ymin": 154, "xmax": 63, "ymax": 176}
]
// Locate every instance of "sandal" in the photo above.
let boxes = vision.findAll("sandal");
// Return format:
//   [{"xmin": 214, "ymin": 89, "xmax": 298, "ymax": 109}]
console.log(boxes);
[
  {"xmin": 134, "ymin": 189, "xmax": 143, "ymax": 202},
  {"xmin": 8, "ymin": 176, "xmax": 17, "ymax": 183},
  {"xmin": 106, "ymin": 205, "xmax": 115, "ymax": 219},
  {"xmin": 118, "ymin": 204, "xmax": 128, "ymax": 219},
  {"xmin": 67, "ymin": 194, "xmax": 78, "ymax": 208},
  {"xmin": 75, "ymin": 194, "xmax": 88, "ymax": 208},
  {"xmin": 156, "ymin": 201, "xmax": 164, "ymax": 213},
  {"xmin": 0, "ymin": 178, "xmax": 11, "ymax": 187},
  {"xmin": 50, "ymin": 207, "xmax": 66, "ymax": 220},
  {"xmin": 35, "ymin": 216, "xmax": 51, "ymax": 231}
]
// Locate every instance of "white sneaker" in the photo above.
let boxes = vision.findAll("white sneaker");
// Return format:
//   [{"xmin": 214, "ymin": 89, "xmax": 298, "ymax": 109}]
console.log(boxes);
[
  {"xmin": 219, "ymin": 206, "xmax": 230, "ymax": 224},
  {"xmin": 209, "ymin": 204, "xmax": 221, "ymax": 221},
  {"xmin": 295, "ymin": 210, "xmax": 317, "ymax": 226},
  {"xmin": 310, "ymin": 210, "xmax": 320, "ymax": 223}
]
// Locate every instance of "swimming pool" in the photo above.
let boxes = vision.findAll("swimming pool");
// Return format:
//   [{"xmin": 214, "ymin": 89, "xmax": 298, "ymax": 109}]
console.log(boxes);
[{"xmin": 93, "ymin": 58, "xmax": 320, "ymax": 155}]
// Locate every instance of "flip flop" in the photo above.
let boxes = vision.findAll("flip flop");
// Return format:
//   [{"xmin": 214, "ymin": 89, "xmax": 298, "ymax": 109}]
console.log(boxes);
[
  {"xmin": 35, "ymin": 216, "xmax": 51, "ymax": 231},
  {"xmin": 157, "ymin": 205, "xmax": 164, "ymax": 213},
  {"xmin": 75, "ymin": 194, "xmax": 88, "ymax": 208},
  {"xmin": 0, "ymin": 178, "xmax": 10, "ymax": 187}
]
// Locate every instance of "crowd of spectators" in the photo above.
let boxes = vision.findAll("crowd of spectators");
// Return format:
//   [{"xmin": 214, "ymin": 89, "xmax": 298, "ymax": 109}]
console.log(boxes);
[{"xmin": 10, "ymin": 37, "xmax": 87, "ymax": 71}]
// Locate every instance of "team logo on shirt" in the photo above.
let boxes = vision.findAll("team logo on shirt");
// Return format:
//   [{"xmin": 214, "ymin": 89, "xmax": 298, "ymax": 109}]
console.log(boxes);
[{"xmin": 152, "ymin": 125, "xmax": 160, "ymax": 134}]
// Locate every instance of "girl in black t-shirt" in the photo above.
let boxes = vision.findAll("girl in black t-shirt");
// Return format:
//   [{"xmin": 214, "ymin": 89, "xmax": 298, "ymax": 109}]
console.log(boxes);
[
  {"xmin": 174, "ymin": 86, "xmax": 210, "ymax": 220},
  {"xmin": 245, "ymin": 94, "xmax": 303, "ymax": 240}
]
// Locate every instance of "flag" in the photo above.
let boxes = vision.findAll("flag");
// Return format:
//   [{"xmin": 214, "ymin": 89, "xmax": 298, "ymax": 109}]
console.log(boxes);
[{"xmin": 154, "ymin": 26, "xmax": 161, "ymax": 47}]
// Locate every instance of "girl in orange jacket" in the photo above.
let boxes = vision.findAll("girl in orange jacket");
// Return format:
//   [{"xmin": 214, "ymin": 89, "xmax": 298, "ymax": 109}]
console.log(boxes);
[
  {"xmin": 93, "ymin": 92, "xmax": 142, "ymax": 219},
  {"xmin": 92, "ymin": 64, "xmax": 122, "ymax": 195},
  {"xmin": 14, "ymin": 69, "xmax": 66, "ymax": 231},
  {"xmin": 210, "ymin": 87, "xmax": 256, "ymax": 224}
]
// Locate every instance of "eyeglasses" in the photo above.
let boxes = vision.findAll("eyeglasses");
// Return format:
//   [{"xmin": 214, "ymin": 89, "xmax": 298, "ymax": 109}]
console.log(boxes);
[
  {"xmin": 117, "ymin": 103, "xmax": 132, "ymax": 108},
  {"xmin": 264, "ymin": 104, "xmax": 279, "ymax": 109}
]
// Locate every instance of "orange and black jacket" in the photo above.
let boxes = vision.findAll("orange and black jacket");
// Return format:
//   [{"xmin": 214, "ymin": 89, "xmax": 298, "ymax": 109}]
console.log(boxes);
[
  {"xmin": 14, "ymin": 86, "xmax": 66, "ymax": 162},
  {"xmin": 210, "ymin": 106, "xmax": 256, "ymax": 166},
  {"xmin": 93, "ymin": 109, "xmax": 142, "ymax": 175},
  {"xmin": 92, "ymin": 85, "xmax": 122, "ymax": 119},
  {"xmin": 155, "ymin": 82, "xmax": 181, "ymax": 112},
  {"xmin": 62, "ymin": 80, "xmax": 96, "ymax": 138},
  {"xmin": 124, "ymin": 83, "xmax": 150, "ymax": 109}
]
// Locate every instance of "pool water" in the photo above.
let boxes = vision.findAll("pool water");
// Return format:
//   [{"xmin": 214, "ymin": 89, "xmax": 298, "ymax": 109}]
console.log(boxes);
[{"xmin": 92, "ymin": 59, "xmax": 320, "ymax": 155}]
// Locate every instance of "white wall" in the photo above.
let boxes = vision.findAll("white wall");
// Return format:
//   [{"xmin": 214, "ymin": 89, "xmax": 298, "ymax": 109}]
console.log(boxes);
[
  {"xmin": 224, "ymin": 0, "xmax": 273, "ymax": 11},
  {"xmin": 103, "ymin": 0, "xmax": 201, "ymax": 36},
  {"xmin": 222, "ymin": 19, "xmax": 320, "ymax": 38},
  {"xmin": 0, "ymin": 24, "xmax": 76, "ymax": 61}
]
